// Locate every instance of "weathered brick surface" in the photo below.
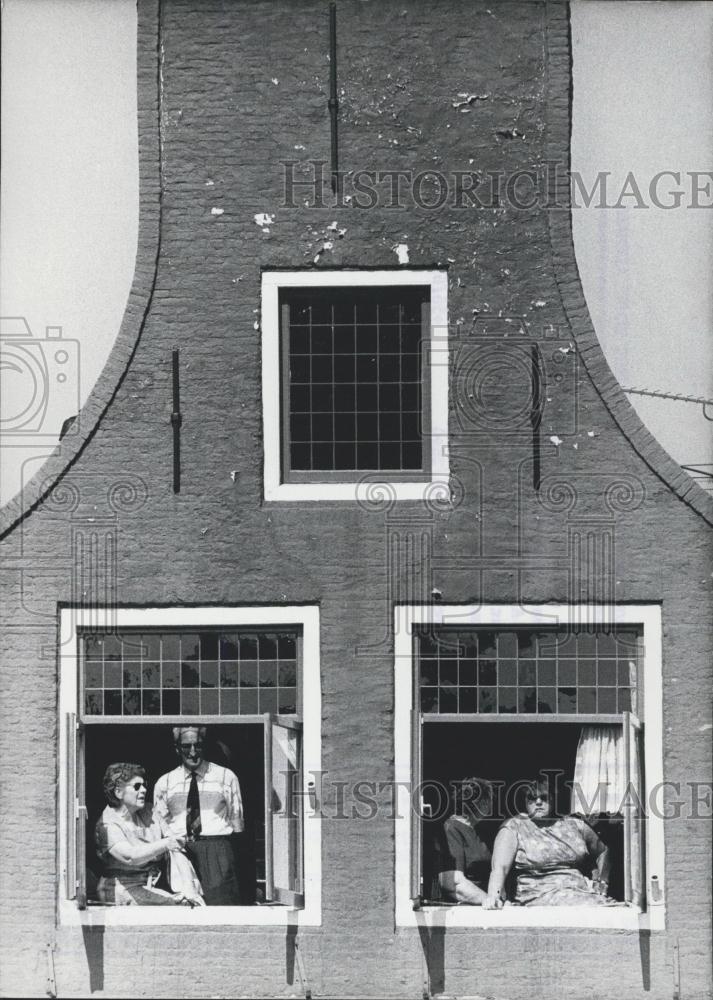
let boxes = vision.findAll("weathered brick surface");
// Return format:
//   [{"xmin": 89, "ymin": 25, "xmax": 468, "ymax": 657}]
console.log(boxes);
[{"xmin": 1, "ymin": 1, "xmax": 711, "ymax": 997}]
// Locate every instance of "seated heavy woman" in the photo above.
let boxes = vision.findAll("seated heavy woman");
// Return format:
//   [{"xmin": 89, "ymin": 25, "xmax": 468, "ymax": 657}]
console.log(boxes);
[
  {"xmin": 95, "ymin": 762, "xmax": 202, "ymax": 905},
  {"xmin": 484, "ymin": 777, "xmax": 620, "ymax": 908},
  {"xmin": 435, "ymin": 777, "xmax": 494, "ymax": 904}
]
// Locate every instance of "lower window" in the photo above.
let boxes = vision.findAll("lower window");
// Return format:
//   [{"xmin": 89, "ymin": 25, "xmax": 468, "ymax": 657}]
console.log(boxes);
[
  {"xmin": 59, "ymin": 607, "xmax": 321, "ymax": 925},
  {"xmin": 394, "ymin": 604, "xmax": 665, "ymax": 928}
]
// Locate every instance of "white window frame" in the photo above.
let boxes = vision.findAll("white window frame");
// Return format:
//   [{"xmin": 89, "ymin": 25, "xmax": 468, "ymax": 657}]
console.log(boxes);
[
  {"xmin": 58, "ymin": 605, "xmax": 322, "ymax": 927},
  {"xmin": 261, "ymin": 269, "xmax": 450, "ymax": 502},
  {"xmin": 394, "ymin": 603, "xmax": 665, "ymax": 930}
]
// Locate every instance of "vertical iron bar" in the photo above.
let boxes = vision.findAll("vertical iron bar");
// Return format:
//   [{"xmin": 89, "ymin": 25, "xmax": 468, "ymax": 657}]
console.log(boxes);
[
  {"xmin": 171, "ymin": 349, "xmax": 182, "ymax": 493},
  {"xmin": 328, "ymin": 3, "xmax": 339, "ymax": 195},
  {"xmin": 530, "ymin": 344, "xmax": 542, "ymax": 492}
]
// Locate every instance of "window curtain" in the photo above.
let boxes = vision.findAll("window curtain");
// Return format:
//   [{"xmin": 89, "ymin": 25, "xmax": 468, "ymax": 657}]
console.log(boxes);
[{"xmin": 571, "ymin": 724, "xmax": 625, "ymax": 815}]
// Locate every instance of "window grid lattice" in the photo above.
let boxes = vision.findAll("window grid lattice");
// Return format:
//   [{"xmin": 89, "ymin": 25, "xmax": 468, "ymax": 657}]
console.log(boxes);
[
  {"xmin": 82, "ymin": 631, "xmax": 298, "ymax": 717},
  {"xmin": 417, "ymin": 627, "xmax": 640, "ymax": 715},
  {"xmin": 285, "ymin": 287, "xmax": 427, "ymax": 472}
]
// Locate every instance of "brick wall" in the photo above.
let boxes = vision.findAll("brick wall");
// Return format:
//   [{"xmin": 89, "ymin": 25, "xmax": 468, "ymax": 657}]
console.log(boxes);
[{"xmin": 1, "ymin": 1, "xmax": 711, "ymax": 997}]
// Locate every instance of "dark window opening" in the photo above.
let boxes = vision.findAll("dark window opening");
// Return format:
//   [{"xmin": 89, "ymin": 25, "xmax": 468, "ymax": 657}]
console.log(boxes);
[
  {"xmin": 420, "ymin": 721, "xmax": 625, "ymax": 904},
  {"xmin": 281, "ymin": 286, "xmax": 430, "ymax": 480},
  {"xmin": 84, "ymin": 724, "xmax": 265, "ymax": 905}
]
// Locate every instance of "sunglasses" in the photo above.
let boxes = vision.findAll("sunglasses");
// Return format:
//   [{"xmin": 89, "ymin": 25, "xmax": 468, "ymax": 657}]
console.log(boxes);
[
  {"xmin": 123, "ymin": 781, "xmax": 146, "ymax": 791},
  {"xmin": 178, "ymin": 742, "xmax": 204, "ymax": 752}
]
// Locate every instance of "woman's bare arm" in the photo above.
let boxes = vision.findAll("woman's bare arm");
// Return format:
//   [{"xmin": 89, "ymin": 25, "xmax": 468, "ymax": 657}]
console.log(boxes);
[
  {"xmin": 106, "ymin": 834, "xmax": 184, "ymax": 866},
  {"xmin": 579, "ymin": 819, "xmax": 611, "ymax": 890},
  {"xmin": 484, "ymin": 826, "xmax": 518, "ymax": 909}
]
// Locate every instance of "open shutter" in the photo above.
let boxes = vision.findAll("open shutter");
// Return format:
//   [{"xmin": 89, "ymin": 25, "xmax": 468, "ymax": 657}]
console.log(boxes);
[
  {"xmin": 264, "ymin": 714, "xmax": 304, "ymax": 907},
  {"xmin": 410, "ymin": 707, "xmax": 423, "ymax": 905},
  {"xmin": 66, "ymin": 713, "xmax": 87, "ymax": 908},
  {"xmin": 623, "ymin": 710, "xmax": 645, "ymax": 908}
]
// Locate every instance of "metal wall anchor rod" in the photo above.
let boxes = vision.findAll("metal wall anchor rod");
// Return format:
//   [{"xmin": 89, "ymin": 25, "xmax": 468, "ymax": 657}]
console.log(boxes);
[
  {"xmin": 170, "ymin": 348, "xmax": 182, "ymax": 494},
  {"xmin": 328, "ymin": 2, "xmax": 339, "ymax": 195},
  {"xmin": 531, "ymin": 344, "xmax": 543, "ymax": 492}
]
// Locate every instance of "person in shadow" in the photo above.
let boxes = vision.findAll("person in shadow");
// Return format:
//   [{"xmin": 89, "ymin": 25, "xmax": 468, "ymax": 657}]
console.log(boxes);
[{"xmin": 434, "ymin": 777, "xmax": 494, "ymax": 904}]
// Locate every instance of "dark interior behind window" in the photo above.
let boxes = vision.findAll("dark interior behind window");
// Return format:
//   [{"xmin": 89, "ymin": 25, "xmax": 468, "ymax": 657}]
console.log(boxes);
[{"xmin": 281, "ymin": 286, "xmax": 430, "ymax": 480}]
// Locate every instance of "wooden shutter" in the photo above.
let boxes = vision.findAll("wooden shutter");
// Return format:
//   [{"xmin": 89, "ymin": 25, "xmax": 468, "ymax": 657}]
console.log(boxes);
[
  {"xmin": 66, "ymin": 713, "xmax": 87, "ymax": 908},
  {"xmin": 264, "ymin": 714, "xmax": 304, "ymax": 907},
  {"xmin": 410, "ymin": 707, "xmax": 423, "ymax": 904},
  {"xmin": 623, "ymin": 710, "xmax": 645, "ymax": 908}
]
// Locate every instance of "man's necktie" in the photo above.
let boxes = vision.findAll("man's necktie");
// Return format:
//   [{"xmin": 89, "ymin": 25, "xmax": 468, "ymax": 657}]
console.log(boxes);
[{"xmin": 186, "ymin": 772, "xmax": 202, "ymax": 840}]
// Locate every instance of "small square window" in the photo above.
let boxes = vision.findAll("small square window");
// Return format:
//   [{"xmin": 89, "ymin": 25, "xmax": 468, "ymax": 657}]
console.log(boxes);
[
  {"xmin": 479, "ymin": 660, "xmax": 497, "ymax": 685},
  {"xmin": 104, "ymin": 662, "xmax": 122, "ymax": 688},
  {"xmin": 479, "ymin": 687, "xmax": 497, "ymax": 712},
  {"xmin": 262, "ymin": 271, "xmax": 448, "ymax": 501},
  {"xmin": 458, "ymin": 657, "xmax": 477, "ymax": 685},
  {"xmin": 123, "ymin": 663, "xmax": 141, "ymax": 688},
  {"xmin": 85, "ymin": 691, "xmax": 103, "ymax": 715},
  {"xmin": 458, "ymin": 687, "xmax": 478, "ymax": 712},
  {"xmin": 499, "ymin": 687, "xmax": 518, "ymax": 712},
  {"xmin": 221, "ymin": 661, "xmax": 239, "ymax": 687},
  {"xmin": 201, "ymin": 661, "xmax": 219, "ymax": 688},
  {"xmin": 518, "ymin": 687, "xmax": 537, "ymax": 713},
  {"xmin": 85, "ymin": 662, "xmax": 103, "ymax": 688},
  {"xmin": 201, "ymin": 689, "xmax": 220, "ymax": 715},
  {"xmin": 537, "ymin": 687, "xmax": 556, "ymax": 713},
  {"xmin": 104, "ymin": 690, "xmax": 122, "ymax": 714},
  {"xmin": 142, "ymin": 689, "xmax": 161, "ymax": 715},
  {"xmin": 517, "ymin": 660, "xmax": 536, "ymax": 686},
  {"xmin": 162, "ymin": 689, "xmax": 180, "ymax": 714}
]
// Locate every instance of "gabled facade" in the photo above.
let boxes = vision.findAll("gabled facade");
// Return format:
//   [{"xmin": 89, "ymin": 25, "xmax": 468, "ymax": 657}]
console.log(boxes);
[{"xmin": 1, "ymin": 2, "xmax": 711, "ymax": 998}]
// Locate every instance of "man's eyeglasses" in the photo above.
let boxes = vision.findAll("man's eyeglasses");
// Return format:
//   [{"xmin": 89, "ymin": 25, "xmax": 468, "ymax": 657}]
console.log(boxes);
[{"xmin": 179, "ymin": 742, "xmax": 204, "ymax": 752}]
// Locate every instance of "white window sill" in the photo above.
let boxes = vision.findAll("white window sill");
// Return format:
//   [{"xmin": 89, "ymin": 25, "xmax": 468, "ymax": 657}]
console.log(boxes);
[
  {"xmin": 397, "ymin": 903, "xmax": 665, "ymax": 931},
  {"xmin": 265, "ymin": 479, "xmax": 447, "ymax": 503},
  {"xmin": 59, "ymin": 900, "xmax": 320, "ymax": 927}
]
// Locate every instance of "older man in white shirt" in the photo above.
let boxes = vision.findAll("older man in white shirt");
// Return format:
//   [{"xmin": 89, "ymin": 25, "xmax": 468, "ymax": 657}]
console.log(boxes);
[{"xmin": 154, "ymin": 725, "xmax": 245, "ymax": 905}]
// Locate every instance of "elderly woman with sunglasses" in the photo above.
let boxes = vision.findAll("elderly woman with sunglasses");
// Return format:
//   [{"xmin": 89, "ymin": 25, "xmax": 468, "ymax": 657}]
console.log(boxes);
[
  {"xmin": 484, "ymin": 777, "xmax": 618, "ymax": 909},
  {"xmin": 95, "ymin": 762, "xmax": 194, "ymax": 905}
]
